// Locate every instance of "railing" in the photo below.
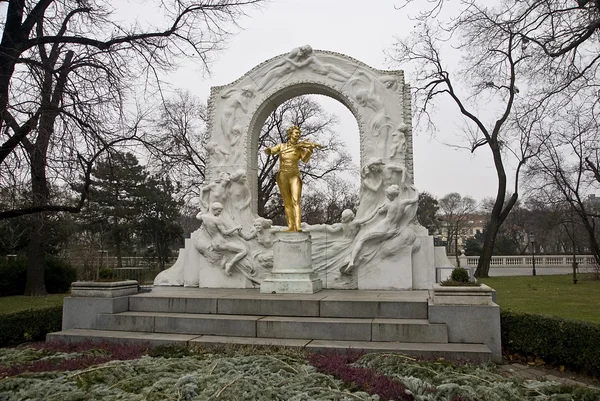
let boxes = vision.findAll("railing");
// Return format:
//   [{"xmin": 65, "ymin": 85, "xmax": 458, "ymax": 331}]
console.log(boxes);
[
  {"xmin": 450, "ymin": 255, "xmax": 599, "ymax": 269},
  {"xmin": 66, "ymin": 255, "xmax": 176, "ymax": 269},
  {"xmin": 63, "ymin": 255, "xmax": 175, "ymax": 283},
  {"xmin": 111, "ymin": 267, "xmax": 160, "ymax": 284}
]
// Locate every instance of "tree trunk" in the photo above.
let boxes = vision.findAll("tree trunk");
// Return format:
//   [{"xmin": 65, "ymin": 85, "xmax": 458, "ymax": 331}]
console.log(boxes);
[
  {"xmin": 475, "ymin": 140, "xmax": 517, "ymax": 278},
  {"xmin": 476, "ymin": 217, "xmax": 500, "ymax": 278},
  {"xmin": 22, "ymin": 50, "xmax": 73, "ymax": 295},
  {"xmin": 454, "ymin": 224, "xmax": 460, "ymax": 266},
  {"xmin": 114, "ymin": 228, "xmax": 123, "ymax": 268},
  {"xmin": 580, "ymin": 215, "xmax": 600, "ymax": 266},
  {"xmin": 24, "ymin": 213, "xmax": 48, "ymax": 295},
  {"xmin": 24, "ymin": 143, "xmax": 50, "ymax": 296}
]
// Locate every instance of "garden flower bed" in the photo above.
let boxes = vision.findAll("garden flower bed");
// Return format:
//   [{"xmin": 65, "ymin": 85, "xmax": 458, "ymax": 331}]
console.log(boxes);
[{"xmin": 0, "ymin": 343, "xmax": 598, "ymax": 401}]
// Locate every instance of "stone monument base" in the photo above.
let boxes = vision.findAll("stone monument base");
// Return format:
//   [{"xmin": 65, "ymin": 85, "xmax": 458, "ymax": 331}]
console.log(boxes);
[
  {"xmin": 260, "ymin": 231, "xmax": 322, "ymax": 294},
  {"xmin": 260, "ymin": 272, "xmax": 323, "ymax": 294}
]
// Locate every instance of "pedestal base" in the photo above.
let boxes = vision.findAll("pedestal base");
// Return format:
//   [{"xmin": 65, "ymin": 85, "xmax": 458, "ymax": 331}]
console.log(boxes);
[
  {"xmin": 260, "ymin": 232, "xmax": 323, "ymax": 294},
  {"xmin": 260, "ymin": 273, "xmax": 323, "ymax": 294}
]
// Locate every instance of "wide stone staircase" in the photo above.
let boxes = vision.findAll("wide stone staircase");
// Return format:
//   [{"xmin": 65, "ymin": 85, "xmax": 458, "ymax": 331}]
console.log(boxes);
[{"xmin": 47, "ymin": 288, "xmax": 492, "ymax": 362}]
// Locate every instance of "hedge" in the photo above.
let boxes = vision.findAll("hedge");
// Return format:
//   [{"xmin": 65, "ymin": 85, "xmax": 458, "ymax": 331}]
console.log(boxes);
[
  {"xmin": 0, "ymin": 305, "xmax": 63, "ymax": 347},
  {"xmin": 501, "ymin": 310, "xmax": 600, "ymax": 377},
  {"xmin": 0, "ymin": 256, "xmax": 77, "ymax": 296}
]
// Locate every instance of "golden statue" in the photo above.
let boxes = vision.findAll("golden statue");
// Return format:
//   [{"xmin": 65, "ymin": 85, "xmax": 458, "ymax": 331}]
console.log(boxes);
[{"xmin": 264, "ymin": 125, "xmax": 324, "ymax": 232}]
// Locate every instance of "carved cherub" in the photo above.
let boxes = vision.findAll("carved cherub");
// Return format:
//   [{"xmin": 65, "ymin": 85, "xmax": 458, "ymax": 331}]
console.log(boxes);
[
  {"xmin": 344, "ymin": 184, "xmax": 418, "ymax": 274},
  {"xmin": 196, "ymin": 202, "xmax": 246, "ymax": 276}
]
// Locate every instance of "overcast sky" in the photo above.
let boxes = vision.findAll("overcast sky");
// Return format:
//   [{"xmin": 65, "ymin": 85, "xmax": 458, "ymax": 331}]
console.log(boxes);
[
  {"xmin": 1, "ymin": 0, "xmax": 510, "ymax": 202},
  {"xmin": 162, "ymin": 0, "xmax": 507, "ymax": 202}
]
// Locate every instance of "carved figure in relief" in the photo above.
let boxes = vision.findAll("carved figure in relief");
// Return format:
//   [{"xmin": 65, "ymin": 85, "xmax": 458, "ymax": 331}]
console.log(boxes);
[
  {"xmin": 199, "ymin": 172, "xmax": 230, "ymax": 212},
  {"xmin": 350, "ymin": 72, "xmax": 396, "ymax": 156},
  {"xmin": 251, "ymin": 217, "xmax": 278, "ymax": 248},
  {"xmin": 379, "ymin": 75, "xmax": 399, "ymax": 91},
  {"xmin": 356, "ymin": 158, "xmax": 385, "ymax": 220},
  {"xmin": 352, "ymin": 73, "xmax": 387, "ymax": 129},
  {"xmin": 229, "ymin": 169, "xmax": 254, "ymax": 226},
  {"xmin": 239, "ymin": 217, "xmax": 278, "ymax": 268},
  {"xmin": 229, "ymin": 125, "xmax": 243, "ymax": 146},
  {"xmin": 388, "ymin": 123, "xmax": 408, "ymax": 160},
  {"xmin": 230, "ymin": 170, "xmax": 251, "ymax": 208},
  {"xmin": 256, "ymin": 47, "xmax": 302, "ymax": 91},
  {"xmin": 225, "ymin": 125, "xmax": 244, "ymax": 165},
  {"xmin": 291, "ymin": 45, "xmax": 352, "ymax": 83},
  {"xmin": 344, "ymin": 184, "xmax": 419, "ymax": 274},
  {"xmin": 257, "ymin": 45, "xmax": 352, "ymax": 92},
  {"xmin": 264, "ymin": 125, "xmax": 323, "ymax": 232},
  {"xmin": 220, "ymin": 86, "xmax": 254, "ymax": 146},
  {"xmin": 206, "ymin": 141, "xmax": 230, "ymax": 166},
  {"xmin": 382, "ymin": 162, "xmax": 408, "ymax": 189},
  {"xmin": 196, "ymin": 202, "xmax": 246, "ymax": 275},
  {"xmin": 304, "ymin": 209, "xmax": 370, "ymax": 239}
]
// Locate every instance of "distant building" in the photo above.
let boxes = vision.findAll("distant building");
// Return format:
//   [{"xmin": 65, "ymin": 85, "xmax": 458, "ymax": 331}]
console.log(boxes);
[
  {"xmin": 435, "ymin": 213, "xmax": 487, "ymax": 253},
  {"xmin": 587, "ymin": 194, "xmax": 600, "ymax": 212}
]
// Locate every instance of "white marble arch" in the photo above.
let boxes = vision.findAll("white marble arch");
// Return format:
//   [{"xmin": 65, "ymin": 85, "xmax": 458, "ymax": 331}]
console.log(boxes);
[
  {"xmin": 205, "ymin": 46, "xmax": 414, "ymax": 212},
  {"xmin": 155, "ymin": 46, "xmax": 436, "ymax": 290}
]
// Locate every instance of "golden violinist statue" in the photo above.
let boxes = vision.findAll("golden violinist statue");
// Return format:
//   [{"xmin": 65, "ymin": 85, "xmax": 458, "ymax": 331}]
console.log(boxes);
[{"xmin": 264, "ymin": 125, "xmax": 324, "ymax": 232}]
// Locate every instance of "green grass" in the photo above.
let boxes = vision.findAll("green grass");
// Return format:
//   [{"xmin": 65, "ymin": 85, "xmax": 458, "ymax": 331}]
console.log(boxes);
[
  {"xmin": 0, "ymin": 294, "xmax": 66, "ymax": 315},
  {"xmin": 479, "ymin": 274, "xmax": 600, "ymax": 323}
]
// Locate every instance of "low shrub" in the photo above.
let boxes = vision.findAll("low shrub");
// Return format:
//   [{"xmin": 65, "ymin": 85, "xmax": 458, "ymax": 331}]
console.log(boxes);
[
  {"xmin": 451, "ymin": 267, "xmax": 470, "ymax": 283},
  {"xmin": 44, "ymin": 256, "xmax": 77, "ymax": 293},
  {"xmin": 0, "ymin": 257, "xmax": 77, "ymax": 296},
  {"xmin": 0, "ymin": 258, "xmax": 27, "ymax": 296},
  {"xmin": 501, "ymin": 310, "xmax": 600, "ymax": 377},
  {"xmin": 0, "ymin": 305, "xmax": 63, "ymax": 347},
  {"xmin": 98, "ymin": 268, "xmax": 116, "ymax": 280},
  {"xmin": 439, "ymin": 279, "xmax": 480, "ymax": 287}
]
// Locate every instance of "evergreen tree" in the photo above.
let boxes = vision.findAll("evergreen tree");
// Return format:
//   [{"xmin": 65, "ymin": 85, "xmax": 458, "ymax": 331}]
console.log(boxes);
[
  {"xmin": 137, "ymin": 176, "xmax": 183, "ymax": 270},
  {"xmin": 86, "ymin": 152, "xmax": 147, "ymax": 267},
  {"xmin": 417, "ymin": 192, "xmax": 440, "ymax": 235}
]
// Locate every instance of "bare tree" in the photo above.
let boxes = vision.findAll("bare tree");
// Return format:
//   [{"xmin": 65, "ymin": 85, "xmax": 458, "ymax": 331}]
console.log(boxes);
[
  {"xmin": 301, "ymin": 177, "xmax": 359, "ymax": 226},
  {"xmin": 398, "ymin": 0, "xmax": 600, "ymax": 55},
  {"xmin": 145, "ymin": 90, "xmax": 208, "ymax": 204},
  {"xmin": 388, "ymin": 7, "xmax": 543, "ymax": 277},
  {"xmin": 1, "ymin": 0, "xmax": 263, "ymax": 168},
  {"xmin": 148, "ymin": 94, "xmax": 358, "ymax": 225},
  {"xmin": 438, "ymin": 193, "xmax": 477, "ymax": 264},
  {"xmin": 526, "ymin": 102, "xmax": 600, "ymax": 265},
  {"xmin": 257, "ymin": 96, "xmax": 355, "ymax": 220},
  {"xmin": 0, "ymin": 0, "xmax": 263, "ymax": 295}
]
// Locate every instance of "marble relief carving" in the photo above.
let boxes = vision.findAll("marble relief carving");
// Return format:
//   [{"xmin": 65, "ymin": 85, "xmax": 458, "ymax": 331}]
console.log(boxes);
[{"xmin": 154, "ymin": 46, "xmax": 432, "ymax": 290}]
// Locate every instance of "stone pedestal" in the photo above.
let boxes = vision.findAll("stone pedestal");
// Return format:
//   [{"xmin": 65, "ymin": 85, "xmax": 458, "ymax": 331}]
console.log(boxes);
[
  {"xmin": 260, "ymin": 232, "xmax": 322, "ymax": 294},
  {"xmin": 431, "ymin": 283, "xmax": 494, "ymax": 305},
  {"xmin": 358, "ymin": 247, "xmax": 413, "ymax": 290},
  {"xmin": 71, "ymin": 280, "xmax": 139, "ymax": 298}
]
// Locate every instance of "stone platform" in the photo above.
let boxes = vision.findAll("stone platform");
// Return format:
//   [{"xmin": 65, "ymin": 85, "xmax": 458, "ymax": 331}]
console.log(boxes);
[{"xmin": 48, "ymin": 287, "xmax": 496, "ymax": 362}]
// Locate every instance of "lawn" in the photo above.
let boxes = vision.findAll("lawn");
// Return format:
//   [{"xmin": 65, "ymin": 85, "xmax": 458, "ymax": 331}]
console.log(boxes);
[
  {"xmin": 479, "ymin": 274, "xmax": 600, "ymax": 323},
  {"xmin": 0, "ymin": 294, "xmax": 66, "ymax": 315}
]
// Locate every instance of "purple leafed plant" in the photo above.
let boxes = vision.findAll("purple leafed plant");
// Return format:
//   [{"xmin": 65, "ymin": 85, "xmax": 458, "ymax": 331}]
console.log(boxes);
[
  {"xmin": 0, "ymin": 341, "xmax": 148, "ymax": 379},
  {"xmin": 307, "ymin": 351, "xmax": 414, "ymax": 401}
]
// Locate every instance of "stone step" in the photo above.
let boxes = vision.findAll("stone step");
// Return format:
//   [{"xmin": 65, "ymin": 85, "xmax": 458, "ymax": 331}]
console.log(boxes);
[
  {"xmin": 47, "ymin": 329, "xmax": 199, "ymax": 347},
  {"xmin": 96, "ymin": 312, "xmax": 448, "ymax": 343},
  {"xmin": 97, "ymin": 311, "xmax": 261, "ymax": 338},
  {"xmin": 47, "ymin": 329, "xmax": 491, "ymax": 363},
  {"xmin": 372, "ymin": 319, "xmax": 448, "ymax": 343},
  {"xmin": 304, "ymin": 340, "xmax": 492, "ymax": 363},
  {"xmin": 128, "ymin": 289, "xmax": 429, "ymax": 319}
]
